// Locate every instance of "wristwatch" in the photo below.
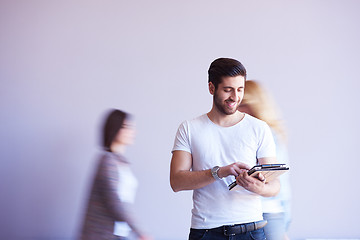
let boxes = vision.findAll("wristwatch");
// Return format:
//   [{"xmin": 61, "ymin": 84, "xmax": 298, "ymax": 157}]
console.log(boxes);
[{"xmin": 211, "ymin": 166, "xmax": 222, "ymax": 180}]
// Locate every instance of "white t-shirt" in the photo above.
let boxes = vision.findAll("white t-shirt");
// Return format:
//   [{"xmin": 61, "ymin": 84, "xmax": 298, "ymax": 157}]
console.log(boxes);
[{"xmin": 172, "ymin": 114, "xmax": 276, "ymax": 229}]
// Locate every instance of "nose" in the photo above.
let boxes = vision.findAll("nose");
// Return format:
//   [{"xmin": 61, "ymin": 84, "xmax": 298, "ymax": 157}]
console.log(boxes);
[{"xmin": 231, "ymin": 90, "xmax": 240, "ymax": 102}]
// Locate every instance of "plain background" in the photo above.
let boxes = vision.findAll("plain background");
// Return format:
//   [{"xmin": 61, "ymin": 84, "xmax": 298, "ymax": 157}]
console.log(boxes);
[{"xmin": 1, "ymin": 0, "xmax": 359, "ymax": 239}]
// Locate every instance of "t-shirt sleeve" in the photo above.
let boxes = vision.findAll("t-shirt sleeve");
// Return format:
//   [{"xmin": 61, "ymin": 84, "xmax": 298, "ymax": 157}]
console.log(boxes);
[
  {"xmin": 172, "ymin": 121, "xmax": 191, "ymax": 153},
  {"xmin": 256, "ymin": 122, "xmax": 276, "ymax": 159}
]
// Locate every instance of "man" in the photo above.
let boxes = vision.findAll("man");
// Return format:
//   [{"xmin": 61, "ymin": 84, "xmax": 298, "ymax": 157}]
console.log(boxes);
[{"xmin": 170, "ymin": 58, "xmax": 280, "ymax": 240}]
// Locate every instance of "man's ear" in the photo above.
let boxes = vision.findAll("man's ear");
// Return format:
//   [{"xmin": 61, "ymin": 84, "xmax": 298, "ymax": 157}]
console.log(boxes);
[{"xmin": 209, "ymin": 82, "xmax": 215, "ymax": 95}]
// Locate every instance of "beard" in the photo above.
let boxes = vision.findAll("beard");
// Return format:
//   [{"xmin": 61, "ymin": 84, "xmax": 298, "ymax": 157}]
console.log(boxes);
[{"xmin": 213, "ymin": 93, "xmax": 240, "ymax": 115}]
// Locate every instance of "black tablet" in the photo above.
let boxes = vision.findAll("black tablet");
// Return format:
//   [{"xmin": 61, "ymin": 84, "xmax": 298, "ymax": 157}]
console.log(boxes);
[{"xmin": 228, "ymin": 164, "xmax": 289, "ymax": 190}]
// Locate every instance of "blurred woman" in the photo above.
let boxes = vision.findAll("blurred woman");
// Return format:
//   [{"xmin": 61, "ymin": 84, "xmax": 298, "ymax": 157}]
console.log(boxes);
[
  {"xmin": 238, "ymin": 80, "xmax": 291, "ymax": 240},
  {"xmin": 80, "ymin": 109, "xmax": 152, "ymax": 240}
]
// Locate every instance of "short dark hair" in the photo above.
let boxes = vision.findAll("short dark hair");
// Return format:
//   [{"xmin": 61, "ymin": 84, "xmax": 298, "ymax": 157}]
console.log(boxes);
[
  {"xmin": 208, "ymin": 58, "xmax": 247, "ymax": 89},
  {"xmin": 102, "ymin": 109, "xmax": 130, "ymax": 151}
]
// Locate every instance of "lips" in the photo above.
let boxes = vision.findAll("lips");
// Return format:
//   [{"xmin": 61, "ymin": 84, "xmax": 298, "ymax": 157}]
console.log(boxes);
[{"xmin": 226, "ymin": 101, "xmax": 237, "ymax": 108}]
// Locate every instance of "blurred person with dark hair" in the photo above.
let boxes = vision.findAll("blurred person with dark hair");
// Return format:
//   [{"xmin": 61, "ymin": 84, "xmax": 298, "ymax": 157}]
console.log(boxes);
[
  {"xmin": 80, "ymin": 109, "xmax": 152, "ymax": 240},
  {"xmin": 170, "ymin": 58, "xmax": 280, "ymax": 240},
  {"xmin": 238, "ymin": 80, "xmax": 291, "ymax": 240}
]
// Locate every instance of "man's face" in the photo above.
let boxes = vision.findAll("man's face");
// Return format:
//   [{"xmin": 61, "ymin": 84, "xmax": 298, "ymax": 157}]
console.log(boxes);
[{"xmin": 211, "ymin": 75, "xmax": 245, "ymax": 115}]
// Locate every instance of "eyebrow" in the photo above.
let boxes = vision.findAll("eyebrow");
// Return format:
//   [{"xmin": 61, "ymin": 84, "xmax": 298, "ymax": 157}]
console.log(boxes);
[{"xmin": 223, "ymin": 86, "xmax": 244, "ymax": 89}]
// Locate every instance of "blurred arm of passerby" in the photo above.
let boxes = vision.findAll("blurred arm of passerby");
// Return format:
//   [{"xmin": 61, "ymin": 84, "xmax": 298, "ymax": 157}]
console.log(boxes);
[{"xmin": 99, "ymin": 155, "xmax": 152, "ymax": 239}]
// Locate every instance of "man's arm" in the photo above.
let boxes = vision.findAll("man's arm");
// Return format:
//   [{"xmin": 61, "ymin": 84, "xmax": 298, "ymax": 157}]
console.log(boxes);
[
  {"xmin": 170, "ymin": 150, "xmax": 251, "ymax": 192},
  {"xmin": 170, "ymin": 150, "xmax": 214, "ymax": 192},
  {"xmin": 235, "ymin": 157, "xmax": 280, "ymax": 197}
]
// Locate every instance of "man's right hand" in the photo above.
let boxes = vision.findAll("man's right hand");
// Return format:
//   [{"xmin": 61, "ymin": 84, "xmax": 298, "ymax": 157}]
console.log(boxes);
[{"xmin": 218, "ymin": 162, "xmax": 251, "ymax": 179}]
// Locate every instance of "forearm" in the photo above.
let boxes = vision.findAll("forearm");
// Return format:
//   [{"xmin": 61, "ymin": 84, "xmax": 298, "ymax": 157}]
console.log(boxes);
[
  {"xmin": 170, "ymin": 150, "xmax": 217, "ymax": 192},
  {"xmin": 103, "ymin": 180, "xmax": 146, "ymax": 236},
  {"xmin": 256, "ymin": 157, "xmax": 280, "ymax": 197},
  {"xmin": 170, "ymin": 169, "xmax": 215, "ymax": 192},
  {"xmin": 170, "ymin": 150, "xmax": 251, "ymax": 192},
  {"xmin": 100, "ymin": 157, "xmax": 146, "ymax": 236},
  {"xmin": 258, "ymin": 179, "xmax": 280, "ymax": 197},
  {"xmin": 236, "ymin": 170, "xmax": 281, "ymax": 197},
  {"xmin": 103, "ymin": 193, "xmax": 145, "ymax": 237},
  {"xmin": 114, "ymin": 202, "xmax": 144, "ymax": 237}
]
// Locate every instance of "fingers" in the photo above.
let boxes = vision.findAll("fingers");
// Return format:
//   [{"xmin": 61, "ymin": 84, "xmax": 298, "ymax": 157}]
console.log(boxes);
[
  {"xmin": 231, "ymin": 162, "xmax": 250, "ymax": 175},
  {"xmin": 236, "ymin": 171, "xmax": 266, "ymax": 193},
  {"xmin": 235, "ymin": 162, "xmax": 251, "ymax": 170},
  {"xmin": 221, "ymin": 162, "xmax": 251, "ymax": 178},
  {"xmin": 235, "ymin": 170, "xmax": 248, "ymax": 186},
  {"xmin": 231, "ymin": 165, "xmax": 244, "ymax": 176},
  {"xmin": 257, "ymin": 173, "xmax": 266, "ymax": 182}
]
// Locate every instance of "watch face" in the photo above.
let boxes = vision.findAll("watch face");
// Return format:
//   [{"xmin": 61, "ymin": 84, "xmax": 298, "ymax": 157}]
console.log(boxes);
[
  {"xmin": 212, "ymin": 166, "xmax": 220, "ymax": 180},
  {"xmin": 212, "ymin": 166, "xmax": 219, "ymax": 173}
]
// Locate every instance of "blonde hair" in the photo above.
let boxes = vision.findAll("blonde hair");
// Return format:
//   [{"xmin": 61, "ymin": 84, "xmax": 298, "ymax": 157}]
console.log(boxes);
[{"xmin": 241, "ymin": 80, "xmax": 287, "ymax": 143}]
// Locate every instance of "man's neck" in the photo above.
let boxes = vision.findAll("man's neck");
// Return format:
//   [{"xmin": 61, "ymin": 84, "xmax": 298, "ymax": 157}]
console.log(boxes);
[{"xmin": 207, "ymin": 108, "xmax": 244, "ymax": 127}]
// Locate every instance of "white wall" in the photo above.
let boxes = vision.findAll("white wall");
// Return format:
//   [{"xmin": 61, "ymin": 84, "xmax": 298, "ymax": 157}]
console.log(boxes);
[{"xmin": 1, "ymin": 0, "xmax": 359, "ymax": 239}]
